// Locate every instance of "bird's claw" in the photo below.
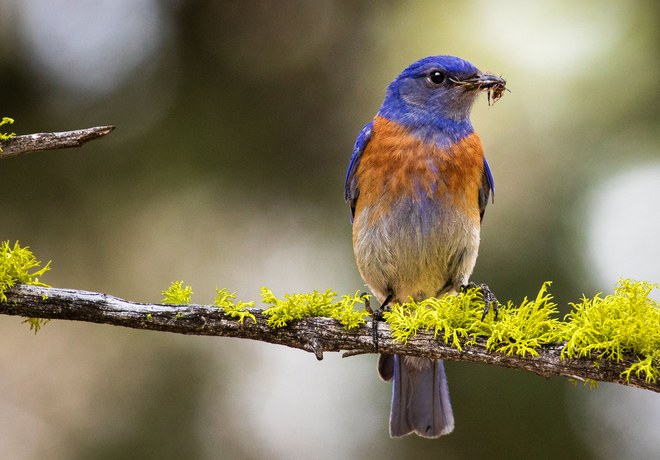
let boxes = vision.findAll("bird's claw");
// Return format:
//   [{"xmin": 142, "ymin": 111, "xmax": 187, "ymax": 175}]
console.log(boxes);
[
  {"xmin": 366, "ymin": 293, "xmax": 392, "ymax": 322},
  {"xmin": 462, "ymin": 282, "xmax": 499, "ymax": 320},
  {"xmin": 366, "ymin": 294, "xmax": 393, "ymax": 353},
  {"xmin": 372, "ymin": 303, "xmax": 391, "ymax": 322}
]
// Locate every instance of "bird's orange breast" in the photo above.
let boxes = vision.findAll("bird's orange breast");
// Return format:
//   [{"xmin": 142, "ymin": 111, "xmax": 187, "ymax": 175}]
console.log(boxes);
[{"xmin": 354, "ymin": 116, "xmax": 484, "ymax": 224}]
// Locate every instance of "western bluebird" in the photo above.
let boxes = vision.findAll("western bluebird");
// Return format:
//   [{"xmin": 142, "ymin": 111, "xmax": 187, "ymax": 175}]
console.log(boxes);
[{"xmin": 344, "ymin": 56, "xmax": 505, "ymax": 438}]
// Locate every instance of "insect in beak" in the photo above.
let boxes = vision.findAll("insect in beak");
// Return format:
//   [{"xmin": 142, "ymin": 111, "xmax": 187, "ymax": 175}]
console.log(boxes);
[{"xmin": 450, "ymin": 73, "xmax": 509, "ymax": 105}]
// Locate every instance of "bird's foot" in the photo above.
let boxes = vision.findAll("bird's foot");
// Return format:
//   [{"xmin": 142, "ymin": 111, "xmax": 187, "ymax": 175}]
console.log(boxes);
[
  {"xmin": 372, "ymin": 303, "xmax": 391, "ymax": 322},
  {"xmin": 364, "ymin": 293, "xmax": 392, "ymax": 321},
  {"xmin": 462, "ymin": 282, "xmax": 499, "ymax": 320},
  {"xmin": 366, "ymin": 294, "xmax": 393, "ymax": 353}
]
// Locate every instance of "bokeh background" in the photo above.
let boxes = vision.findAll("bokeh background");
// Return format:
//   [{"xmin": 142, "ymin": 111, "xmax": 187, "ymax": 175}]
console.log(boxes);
[{"xmin": 1, "ymin": 1, "xmax": 659, "ymax": 458}]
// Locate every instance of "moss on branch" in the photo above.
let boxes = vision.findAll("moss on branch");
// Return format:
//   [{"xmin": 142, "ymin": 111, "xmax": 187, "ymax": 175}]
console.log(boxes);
[
  {"xmin": 0, "ymin": 117, "xmax": 16, "ymax": 150},
  {"xmin": 2, "ymin": 240, "xmax": 659, "ymax": 387}
]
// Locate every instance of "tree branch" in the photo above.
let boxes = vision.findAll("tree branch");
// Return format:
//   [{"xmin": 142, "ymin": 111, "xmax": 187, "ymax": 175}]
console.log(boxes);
[
  {"xmin": 2, "ymin": 284, "xmax": 657, "ymax": 393},
  {"xmin": 0, "ymin": 126, "xmax": 115, "ymax": 159}
]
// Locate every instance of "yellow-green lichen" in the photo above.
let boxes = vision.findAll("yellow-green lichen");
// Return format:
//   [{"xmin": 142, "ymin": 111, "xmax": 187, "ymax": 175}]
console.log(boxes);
[
  {"xmin": 0, "ymin": 240, "xmax": 51, "ymax": 300},
  {"xmin": 161, "ymin": 280, "xmax": 193, "ymax": 305},
  {"xmin": 562, "ymin": 279, "xmax": 660, "ymax": 383},
  {"xmin": 384, "ymin": 279, "xmax": 659, "ymax": 383},
  {"xmin": 261, "ymin": 288, "xmax": 369, "ymax": 330},
  {"xmin": 0, "ymin": 240, "xmax": 51, "ymax": 333},
  {"xmin": 383, "ymin": 288, "xmax": 487, "ymax": 349},
  {"xmin": 21, "ymin": 317, "xmax": 49, "ymax": 333},
  {"xmin": 383, "ymin": 284, "xmax": 562, "ymax": 357},
  {"xmin": 485, "ymin": 282, "xmax": 564, "ymax": 357},
  {"xmin": 332, "ymin": 291, "xmax": 372, "ymax": 330},
  {"xmin": 214, "ymin": 288, "xmax": 256, "ymax": 324},
  {"xmin": 0, "ymin": 117, "xmax": 15, "ymax": 151}
]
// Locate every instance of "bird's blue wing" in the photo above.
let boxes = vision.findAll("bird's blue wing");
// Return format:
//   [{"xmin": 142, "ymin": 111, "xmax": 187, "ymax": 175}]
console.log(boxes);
[
  {"xmin": 479, "ymin": 157, "xmax": 495, "ymax": 221},
  {"xmin": 344, "ymin": 121, "xmax": 373, "ymax": 222}
]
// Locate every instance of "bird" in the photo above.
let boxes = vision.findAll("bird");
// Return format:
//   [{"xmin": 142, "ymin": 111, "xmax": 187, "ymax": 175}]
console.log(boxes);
[{"xmin": 344, "ymin": 55, "xmax": 505, "ymax": 438}]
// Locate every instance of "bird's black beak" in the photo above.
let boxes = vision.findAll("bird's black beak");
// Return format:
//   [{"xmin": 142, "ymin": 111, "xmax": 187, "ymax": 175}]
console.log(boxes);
[
  {"xmin": 451, "ymin": 73, "xmax": 505, "ymax": 90},
  {"xmin": 450, "ymin": 73, "xmax": 507, "ymax": 105}
]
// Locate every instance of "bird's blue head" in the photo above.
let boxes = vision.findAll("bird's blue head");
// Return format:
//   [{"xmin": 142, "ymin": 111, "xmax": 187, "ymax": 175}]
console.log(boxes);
[{"xmin": 378, "ymin": 56, "xmax": 506, "ymax": 145}]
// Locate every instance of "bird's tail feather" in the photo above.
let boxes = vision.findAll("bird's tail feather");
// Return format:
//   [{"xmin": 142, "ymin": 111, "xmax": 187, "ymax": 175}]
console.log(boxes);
[{"xmin": 387, "ymin": 354, "xmax": 454, "ymax": 438}]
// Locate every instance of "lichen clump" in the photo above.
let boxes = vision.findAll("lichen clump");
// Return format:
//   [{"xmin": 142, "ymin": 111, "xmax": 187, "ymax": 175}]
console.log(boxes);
[
  {"xmin": 562, "ymin": 279, "xmax": 660, "ymax": 383},
  {"xmin": 0, "ymin": 240, "xmax": 51, "ymax": 332},
  {"xmin": 161, "ymin": 280, "xmax": 193, "ymax": 305},
  {"xmin": 214, "ymin": 288, "xmax": 256, "ymax": 324},
  {"xmin": 0, "ymin": 117, "xmax": 15, "ymax": 151},
  {"xmin": 261, "ymin": 288, "xmax": 370, "ymax": 330},
  {"xmin": 383, "ymin": 282, "xmax": 563, "ymax": 357},
  {"xmin": 384, "ymin": 279, "xmax": 660, "ymax": 383}
]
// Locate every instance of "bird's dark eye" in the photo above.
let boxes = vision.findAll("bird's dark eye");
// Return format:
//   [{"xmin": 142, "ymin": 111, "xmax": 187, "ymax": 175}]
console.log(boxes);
[{"xmin": 427, "ymin": 70, "xmax": 446, "ymax": 85}]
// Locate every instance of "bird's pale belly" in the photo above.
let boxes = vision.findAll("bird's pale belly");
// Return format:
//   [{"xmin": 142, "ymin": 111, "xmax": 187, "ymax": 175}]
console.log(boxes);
[{"xmin": 352, "ymin": 196, "xmax": 480, "ymax": 304}]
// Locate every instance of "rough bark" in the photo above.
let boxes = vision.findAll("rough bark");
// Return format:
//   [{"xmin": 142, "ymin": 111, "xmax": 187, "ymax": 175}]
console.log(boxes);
[
  {"xmin": 0, "ymin": 126, "xmax": 114, "ymax": 159},
  {"xmin": 2, "ymin": 284, "xmax": 657, "ymax": 393}
]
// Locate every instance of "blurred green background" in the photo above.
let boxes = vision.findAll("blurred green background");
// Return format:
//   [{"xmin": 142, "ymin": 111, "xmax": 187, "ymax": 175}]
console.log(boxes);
[{"xmin": 1, "ymin": 1, "xmax": 659, "ymax": 459}]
